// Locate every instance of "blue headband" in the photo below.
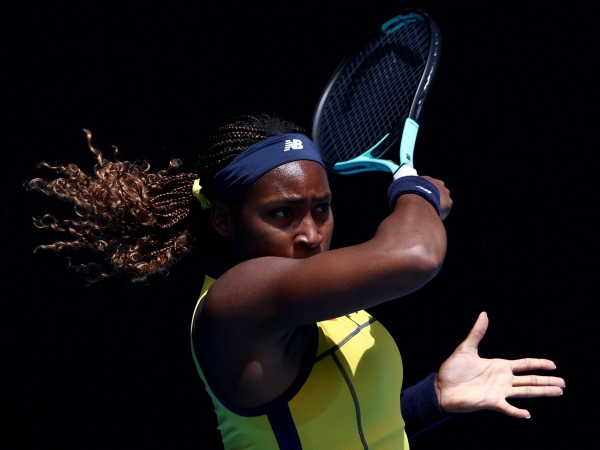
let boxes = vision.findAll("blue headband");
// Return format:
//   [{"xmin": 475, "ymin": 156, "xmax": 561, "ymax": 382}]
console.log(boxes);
[{"xmin": 204, "ymin": 133, "xmax": 325, "ymax": 202}]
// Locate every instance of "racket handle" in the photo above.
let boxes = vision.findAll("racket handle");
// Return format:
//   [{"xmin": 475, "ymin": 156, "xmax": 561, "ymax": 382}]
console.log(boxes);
[{"xmin": 394, "ymin": 164, "xmax": 418, "ymax": 180}]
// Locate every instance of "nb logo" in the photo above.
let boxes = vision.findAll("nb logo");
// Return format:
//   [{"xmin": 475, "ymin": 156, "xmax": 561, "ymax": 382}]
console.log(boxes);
[{"xmin": 284, "ymin": 139, "xmax": 303, "ymax": 151}]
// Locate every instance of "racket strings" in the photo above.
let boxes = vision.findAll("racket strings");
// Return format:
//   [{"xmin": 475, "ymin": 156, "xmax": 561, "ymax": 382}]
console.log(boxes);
[{"xmin": 318, "ymin": 20, "xmax": 431, "ymax": 164}]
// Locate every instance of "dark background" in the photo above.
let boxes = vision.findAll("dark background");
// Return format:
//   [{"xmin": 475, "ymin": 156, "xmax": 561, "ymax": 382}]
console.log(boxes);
[{"xmin": 2, "ymin": 1, "xmax": 593, "ymax": 448}]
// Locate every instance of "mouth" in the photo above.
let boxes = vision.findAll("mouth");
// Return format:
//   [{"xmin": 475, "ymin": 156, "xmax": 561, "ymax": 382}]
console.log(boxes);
[{"xmin": 293, "ymin": 247, "xmax": 323, "ymax": 259}]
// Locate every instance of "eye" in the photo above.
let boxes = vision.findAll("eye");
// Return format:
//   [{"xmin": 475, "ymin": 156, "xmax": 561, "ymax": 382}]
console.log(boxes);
[
  {"xmin": 315, "ymin": 202, "xmax": 331, "ymax": 213},
  {"xmin": 273, "ymin": 208, "xmax": 293, "ymax": 217}
]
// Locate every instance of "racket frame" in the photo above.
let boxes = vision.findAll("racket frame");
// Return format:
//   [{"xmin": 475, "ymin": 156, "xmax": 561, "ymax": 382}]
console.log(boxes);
[{"xmin": 312, "ymin": 9, "xmax": 441, "ymax": 175}]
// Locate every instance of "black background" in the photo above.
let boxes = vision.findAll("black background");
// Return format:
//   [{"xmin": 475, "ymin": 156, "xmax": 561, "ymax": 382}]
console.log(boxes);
[{"xmin": 2, "ymin": 1, "xmax": 593, "ymax": 448}]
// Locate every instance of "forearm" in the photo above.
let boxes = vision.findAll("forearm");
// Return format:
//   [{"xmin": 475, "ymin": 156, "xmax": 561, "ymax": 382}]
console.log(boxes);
[
  {"xmin": 375, "ymin": 193, "xmax": 446, "ymax": 262},
  {"xmin": 284, "ymin": 195, "xmax": 446, "ymax": 320}
]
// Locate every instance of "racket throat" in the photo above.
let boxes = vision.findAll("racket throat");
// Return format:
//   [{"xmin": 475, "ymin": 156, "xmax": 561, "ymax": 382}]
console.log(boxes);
[
  {"xmin": 329, "ymin": 134, "xmax": 398, "ymax": 174},
  {"xmin": 328, "ymin": 118, "xmax": 420, "ymax": 176},
  {"xmin": 329, "ymin": 157, "xmax": 399, "ymax": 174}
]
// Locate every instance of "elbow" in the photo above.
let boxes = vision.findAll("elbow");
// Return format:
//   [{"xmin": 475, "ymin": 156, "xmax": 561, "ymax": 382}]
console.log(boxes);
[
  {"xmin": 393, "ymin": 238, "xmax": 446, "ymax": 289},
  {"xmin": 422, "ymin": 239, "xmax": 446, "ymax": 274},
  {"xmin": 413, "ymin": 243, "xmax": 444, "ymax": 281}
]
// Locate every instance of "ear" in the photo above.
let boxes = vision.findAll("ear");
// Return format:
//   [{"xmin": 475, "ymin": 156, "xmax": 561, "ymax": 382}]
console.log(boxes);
[{"xmin": 210, "ymin": 200, "xmax": 233, "ymax": 237}]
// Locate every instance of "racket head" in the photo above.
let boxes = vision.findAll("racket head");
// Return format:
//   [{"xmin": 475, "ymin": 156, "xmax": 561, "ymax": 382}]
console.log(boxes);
[{"xmin": 312, "ymin": 9, "xmax": 441, "ymax": 174}]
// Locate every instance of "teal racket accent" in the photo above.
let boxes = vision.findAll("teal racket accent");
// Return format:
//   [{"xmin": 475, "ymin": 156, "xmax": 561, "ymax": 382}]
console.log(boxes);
[
  {"xmin": 329, "ymin": 134, "xmax": 397, "ymax": 174},
  {"xmin": 329, "ymin": 118, "xmax": 420, "ymax": 174},
  {"xmin": 381, "ymin": 12, "xmax": 423, "ymax": 34},
  {"xmin": 399, "ymin": 118, "xmax": 419, "ymax": 167}
]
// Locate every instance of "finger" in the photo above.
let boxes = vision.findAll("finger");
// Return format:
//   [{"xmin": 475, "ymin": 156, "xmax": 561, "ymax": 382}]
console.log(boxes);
[
  {"xmin": 462, "ymin": 312, "xmax": 489, "ymax": 351},
  {"xmin": 492, "ymin": 399, "xmax": 531, "ymax": 419},
  {"xmin": 513, "ymin": 375, "xmax": 566, "ymax": 388},
  {"xmin": 510, "ymin": 358, "xmax": 557, "ymax": 373},
  {"xmin": 508, "ymin": 385, "xmax": 564, "ymax": 398}
]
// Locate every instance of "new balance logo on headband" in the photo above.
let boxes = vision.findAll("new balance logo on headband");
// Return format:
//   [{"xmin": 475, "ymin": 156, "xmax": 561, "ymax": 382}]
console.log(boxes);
[{"xmin": 284, "ymin": 139, "xmax": 303, "ymax": 151}]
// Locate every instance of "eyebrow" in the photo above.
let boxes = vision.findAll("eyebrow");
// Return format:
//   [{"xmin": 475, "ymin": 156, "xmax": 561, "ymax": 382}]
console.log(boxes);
[{"xmin": 262, "ymin": 193, "xmax": 332, "ymax": 207}]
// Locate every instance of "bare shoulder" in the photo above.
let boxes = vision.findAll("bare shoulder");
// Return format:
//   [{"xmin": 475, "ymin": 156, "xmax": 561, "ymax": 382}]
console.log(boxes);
[
  {"xmin": 201, "ymin": 256, "xmax": 298, "ymax": 326},
  {"xmin": 195, "ymin": 259, "xmax": 315, "ymax": 408}
]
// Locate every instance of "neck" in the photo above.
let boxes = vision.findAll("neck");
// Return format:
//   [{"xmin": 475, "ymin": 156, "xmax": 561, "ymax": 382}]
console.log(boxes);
[{"xmin": 204, "ymin": 248, "xmax": 237, "ymax": 278}]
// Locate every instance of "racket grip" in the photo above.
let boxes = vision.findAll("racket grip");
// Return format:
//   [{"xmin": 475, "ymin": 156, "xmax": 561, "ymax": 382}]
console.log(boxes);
[{"xmin": 394, "ymin": 164, "xmax": 418, "ymax": 180}]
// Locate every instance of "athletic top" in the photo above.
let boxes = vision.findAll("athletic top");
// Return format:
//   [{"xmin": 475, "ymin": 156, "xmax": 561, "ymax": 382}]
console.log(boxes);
[{"xmin": 191, "ymin": 275, "xmax": 409, "ymax": 450}]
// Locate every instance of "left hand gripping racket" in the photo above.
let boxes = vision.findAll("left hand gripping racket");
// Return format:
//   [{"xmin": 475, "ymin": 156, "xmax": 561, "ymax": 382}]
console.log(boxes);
[{"xmin": 312, "ymin": 9, "xmax": 441, "ymax": 178}]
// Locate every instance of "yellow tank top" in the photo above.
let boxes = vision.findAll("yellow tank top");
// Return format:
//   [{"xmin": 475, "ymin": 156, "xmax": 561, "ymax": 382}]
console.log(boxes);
[{"xmin": 191, "ymin": 275, "xmax": 409, "ymax": 450}]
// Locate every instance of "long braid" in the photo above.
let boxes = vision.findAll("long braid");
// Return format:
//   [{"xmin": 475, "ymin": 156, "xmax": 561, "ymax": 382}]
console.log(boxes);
[{"xmin": 28, "ymin": 114, "xmax": 305, "ymax": 283}]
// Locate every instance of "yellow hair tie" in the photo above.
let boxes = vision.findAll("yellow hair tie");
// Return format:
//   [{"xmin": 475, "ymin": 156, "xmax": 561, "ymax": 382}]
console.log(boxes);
[{"xmin": 192, "ymin": 179, "xmax": 211, "ymax": 211}]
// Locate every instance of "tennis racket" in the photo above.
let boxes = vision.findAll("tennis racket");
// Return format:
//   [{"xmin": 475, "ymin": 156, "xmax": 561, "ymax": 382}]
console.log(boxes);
[{"xmin": 312, "ymin": 9, "xmax": 441, "ymax": 178}]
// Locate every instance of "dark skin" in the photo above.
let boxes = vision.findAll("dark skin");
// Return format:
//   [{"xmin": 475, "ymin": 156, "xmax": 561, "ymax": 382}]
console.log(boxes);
[
  {"xmin": 196, "ymin": 160, "xmax": 565, "ymax": 418},
  {"xmin": 197, "ymin": 160, "xmax": 451, "ymax": 408}
]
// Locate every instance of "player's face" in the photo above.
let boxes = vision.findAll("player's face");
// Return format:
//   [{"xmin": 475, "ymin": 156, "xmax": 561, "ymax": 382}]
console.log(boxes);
[{"xmin": 227, "ymin": 160, "xmax": 333, "ymax": 262}]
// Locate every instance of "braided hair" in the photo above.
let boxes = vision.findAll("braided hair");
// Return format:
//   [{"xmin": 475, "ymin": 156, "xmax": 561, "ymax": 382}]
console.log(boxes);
[
  {"xmin": 196, "ymin": 114, "xmax": 305, "ymax": 183},
  {"xmin": 28, "ymin": 114, "xmax": 305, "ymax": 283}
]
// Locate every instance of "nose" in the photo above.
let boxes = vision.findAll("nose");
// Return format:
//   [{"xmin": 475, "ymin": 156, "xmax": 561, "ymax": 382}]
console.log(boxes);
[{"xmin": 294, "ymin": 214, "xmax": 322, "ymax": 250}]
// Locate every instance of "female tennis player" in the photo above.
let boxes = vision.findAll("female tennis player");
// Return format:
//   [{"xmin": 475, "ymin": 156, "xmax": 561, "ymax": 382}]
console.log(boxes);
[{"xmin": 29, "ymin": 114, "xmax": 564, "ymax": 449}]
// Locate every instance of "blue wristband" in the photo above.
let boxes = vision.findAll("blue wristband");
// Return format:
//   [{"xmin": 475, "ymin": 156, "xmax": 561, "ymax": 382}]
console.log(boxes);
[
  {"xmin": 388, "ymin": 176, "xmax": 441, "ymax": 215},
  {"xmin": 401, "ymin": 373, "xmax": 454, "ymax": 439}
]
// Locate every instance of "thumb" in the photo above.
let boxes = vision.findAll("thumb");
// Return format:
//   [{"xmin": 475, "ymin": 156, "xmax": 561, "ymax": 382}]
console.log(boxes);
[{"xmin": 462, "ymin": 312, "xmax": 489, "ymax": 352}]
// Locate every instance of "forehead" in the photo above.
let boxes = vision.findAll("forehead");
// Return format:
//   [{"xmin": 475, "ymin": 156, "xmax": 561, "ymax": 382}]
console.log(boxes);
[{"xmin": 247, "ymin": 160, "xmax": 330, "ymax": 199}]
